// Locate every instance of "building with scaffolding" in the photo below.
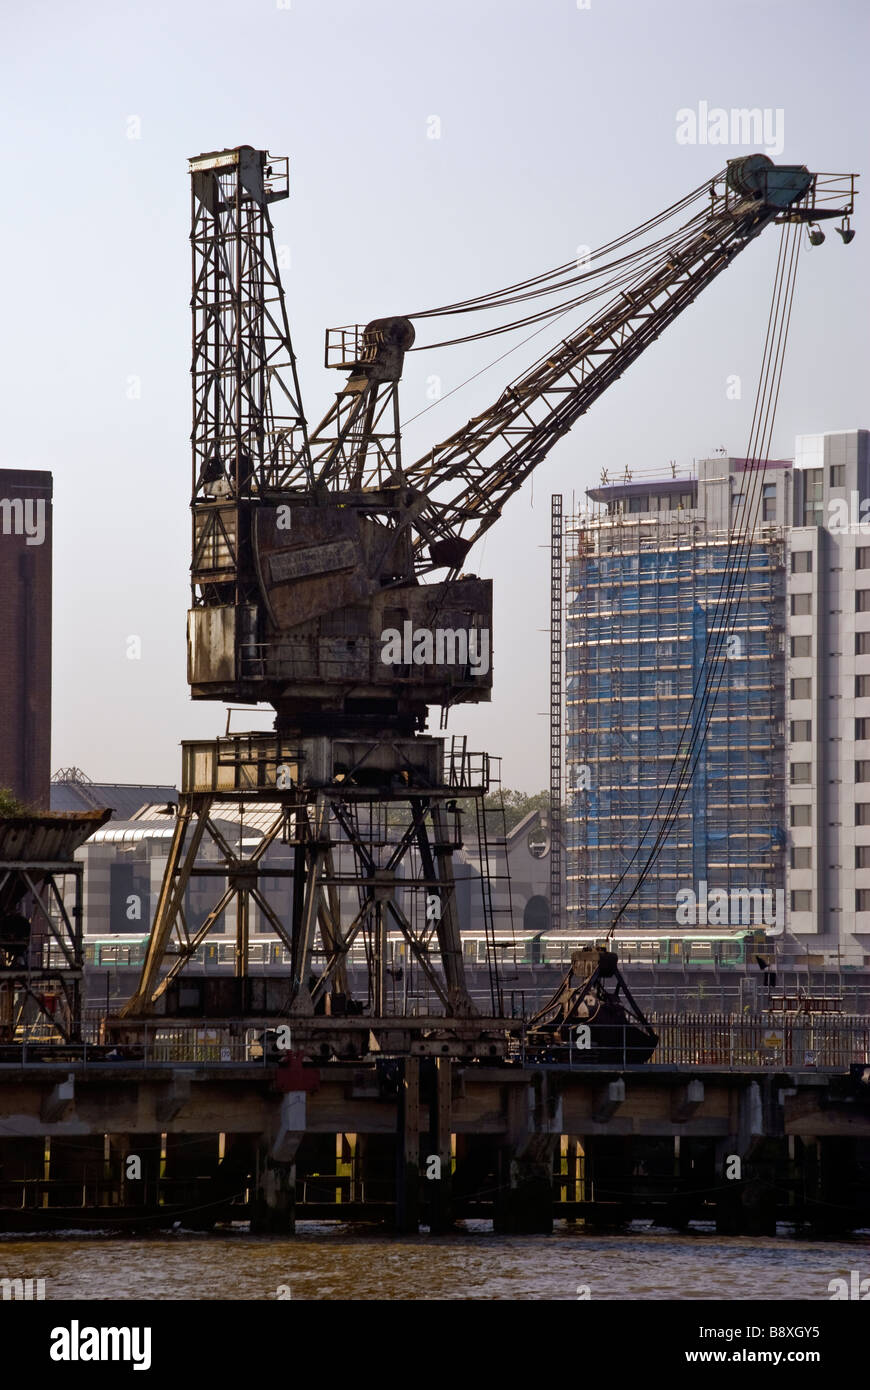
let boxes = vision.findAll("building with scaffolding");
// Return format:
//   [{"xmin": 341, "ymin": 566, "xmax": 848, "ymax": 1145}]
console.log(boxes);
[{"xmin": 565, "ymin": 457, "xmax": 790, "ymax": 947}]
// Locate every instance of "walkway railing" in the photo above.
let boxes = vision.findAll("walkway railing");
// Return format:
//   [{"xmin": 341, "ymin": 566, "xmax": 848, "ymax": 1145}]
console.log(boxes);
[
  {"xmin": 649, "ymin": 1011, "xmax": 870, "ymax": 1069},
  {"xmin": 2, "ymin": 1013, "xmax": 869, "ymax": 1070}
]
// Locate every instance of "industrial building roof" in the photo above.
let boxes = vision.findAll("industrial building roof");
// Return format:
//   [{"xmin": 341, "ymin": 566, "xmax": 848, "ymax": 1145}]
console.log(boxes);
[
  {"xmin": 134, "ymin": 800, "xmax": 283, "ymax": 834},
  {"xmin": 84, "ymin": 814, "xmax": 249, "ymax": 846},
  {"xmin": 50, "ymin": 775, "xmax": 178, "ymax": 820}
]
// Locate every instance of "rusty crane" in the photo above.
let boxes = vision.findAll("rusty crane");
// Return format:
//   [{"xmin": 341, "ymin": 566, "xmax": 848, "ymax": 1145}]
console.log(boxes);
[{"xmin": 118, "ymin": 148, "xmax": 856, "ymax": 1061}]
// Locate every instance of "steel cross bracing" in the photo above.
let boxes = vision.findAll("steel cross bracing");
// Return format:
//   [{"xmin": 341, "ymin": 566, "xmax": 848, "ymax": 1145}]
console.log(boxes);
[
  {"xmin": 190, "ymin": 147, "xmax": 312, "ymax": 610},
  {"xmin": 119, "ymin": 733, "xmax": 499, "ymax": 1025},
  {"xmin": 304, "ymin": 318, "xmax": 415, "ymax": 493}
]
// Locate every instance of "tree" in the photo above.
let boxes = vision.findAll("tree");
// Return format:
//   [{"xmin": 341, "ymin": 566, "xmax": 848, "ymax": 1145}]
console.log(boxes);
[
  {"xmin": 456, "ymin": 788, "xmax": 552, "ymax": 834},
  {"xmin": 0, "ymin": 787, "xmax": 33, "ymax": 818}
]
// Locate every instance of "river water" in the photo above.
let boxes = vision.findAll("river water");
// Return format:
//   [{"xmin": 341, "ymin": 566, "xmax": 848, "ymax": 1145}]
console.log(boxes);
[{"xmin": 2, "ymin": 1223, "xmax": 868, "ymax": 1300}]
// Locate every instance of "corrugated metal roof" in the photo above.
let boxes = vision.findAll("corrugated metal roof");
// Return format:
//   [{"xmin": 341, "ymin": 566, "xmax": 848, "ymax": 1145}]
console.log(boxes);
[
  {"xmin": 90, "ymin": 825, "xmax": 177, "ymax": 845},
  {"xmin": 86, "ymin": 813, "xmax": 252, "ymax": 846},
  {"xmin": 50, "ymin": 781, "xmax": 178, "ymax": 820},
  {"xmin": 134, "ymin": 801, "xmax": 284, "ymax": 836},
  {"xmin": 0, "ymin": 810, "xmax": 111, "ymax": 863}
]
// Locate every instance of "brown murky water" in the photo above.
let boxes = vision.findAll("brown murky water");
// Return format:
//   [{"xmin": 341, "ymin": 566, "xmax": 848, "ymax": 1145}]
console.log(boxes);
[{"xmin": 2, "ymin": 1224, "xmax": 868, "ymax": 1300}]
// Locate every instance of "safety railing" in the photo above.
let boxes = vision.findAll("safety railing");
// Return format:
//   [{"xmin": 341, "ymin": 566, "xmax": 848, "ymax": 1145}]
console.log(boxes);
[
  {"xmin": 2, "ymin": 1014, "xmax": 869, "ymax": 1070},
  {"xmin": 650, "ymin": 1012, "xmax": 870, "ymax": 1069}
]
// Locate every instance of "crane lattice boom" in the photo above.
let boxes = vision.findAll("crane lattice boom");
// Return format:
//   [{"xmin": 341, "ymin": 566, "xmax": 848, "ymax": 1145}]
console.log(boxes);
[{"xmin": 186, "ymin": 147, "xmax": 856, "ymax": 733}]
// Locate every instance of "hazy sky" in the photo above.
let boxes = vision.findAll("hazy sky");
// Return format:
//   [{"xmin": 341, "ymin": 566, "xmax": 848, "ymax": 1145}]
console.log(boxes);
[{"xmin": 3, "ymin": 0, "xmax": 867, "ymax": 791}]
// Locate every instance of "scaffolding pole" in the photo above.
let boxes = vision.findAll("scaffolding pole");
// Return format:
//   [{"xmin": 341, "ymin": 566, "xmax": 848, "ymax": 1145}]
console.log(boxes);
[{"xmin": 550, "ymin": 495, "xmax": 563, "ymax": 932}]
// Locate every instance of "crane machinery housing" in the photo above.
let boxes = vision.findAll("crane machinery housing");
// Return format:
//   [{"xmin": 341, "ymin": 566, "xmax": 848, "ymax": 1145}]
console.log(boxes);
[{"xmin": 117, "ymin": 146, "xmax": 856, "ymax": 1060}]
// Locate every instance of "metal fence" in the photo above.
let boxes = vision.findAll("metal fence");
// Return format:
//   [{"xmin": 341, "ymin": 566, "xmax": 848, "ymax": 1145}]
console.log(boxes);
[
  {"xmin": 648, "ymin": 1012, "xmax": 870, "ymax": 1069},
  {"xmin": 4, "ymin": 1013, "xmax": 870, "ymax": 1070}
]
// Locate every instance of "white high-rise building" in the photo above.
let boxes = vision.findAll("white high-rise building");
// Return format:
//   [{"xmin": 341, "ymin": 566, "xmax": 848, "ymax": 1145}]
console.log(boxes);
[{"xmin": 786, "ymin": 428, "xmax": 870, "ymax": 966}]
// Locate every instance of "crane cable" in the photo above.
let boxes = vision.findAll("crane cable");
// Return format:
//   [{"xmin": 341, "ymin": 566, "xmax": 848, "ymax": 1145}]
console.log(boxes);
[
  {"xmin": 404, "ymin": 217, "xmax": 706, "ymax": 346},
  {"xmin": 402, "ymin": 206, "xmax": 719, "ymax": 427},
  {"xmin": 601, "ymin": 218, "xmax": 799, "ymax": 926},
  {"xmin": 400, "ymin": 177, "xmax": 724, "ymax": 349},
  {"xmin": 602, "ymin": 217, "xmax": 801, "ymax": 931},
  {"xmin": 601, "ymin": 217, "xmax": 803, "ymax": 937},
  {"xmin": 403, "ymin": 176, "xmax": 717, "ymax": 317}
]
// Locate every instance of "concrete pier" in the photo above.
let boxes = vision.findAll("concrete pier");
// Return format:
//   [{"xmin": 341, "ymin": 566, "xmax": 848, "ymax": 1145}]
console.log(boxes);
[{"xmin": 0, "ymin": 1059, "xmax": 868, "ymax": 1234}]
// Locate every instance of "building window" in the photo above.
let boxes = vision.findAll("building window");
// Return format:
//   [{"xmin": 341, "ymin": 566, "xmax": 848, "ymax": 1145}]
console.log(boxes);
[
  {"xmin": 628, "ymin": 495, "xmax": 646, "ymax": 513},
  {"xmin": 857, "ymin": 675, "xmax": 870, "ymax": 698},
  {"xmin": 802, "ymin": 468, "xmax": 824, "ymax": 526},
  {"xmin": 790, "ymin": 762, "xmax": 811, "ymax": 785},
  {"xmin": 857, "ymin": 761, "xmax": 870, "ymax": 783},
  {"xmin": 857, "ymin": 890, "xmax": 870, "ymax": 912},
  {"xmin": 791, "ymin": 593, "xmax": 812, "ymax": 616},
  {"xmin": 830, "ymin": 465, "xmax": 845, "ymax": 487},
  {"xmin": 858, "ymin": 591, "xmax": 870, "ymax": 612},
  {"xmin": 791, "ymin": 890, "xmax": 812, "ymax": 912},
  {"xmin": 791, "ymin": 804, "xmax": 812, "ymax": 827},
  {"xmin": 791, "ymin": 720, "xmax": 812, "ymax": 741},
  {"xmin": 857, "ymin": 846, "xmax": 870, "ymax": 869},
  {"xmin": 857, "ymin": 803, "xmax": 870, "ymax": 826},
  {"xmin": 791, "ymin": 846, "xmax": 812, "ymax": 869},
  {"xmin": 858, "ymin": 718, "xmax": 870, "ymax": 740},
  {"xmin": 791, "ymin": 677, "xmax": 812, "ymax": 699},
  {"xmin": 732, "ymin": 492, "xmax": 746, "ymax": 510},
  {"xmin": 857, "ymin": 546, "xmax": 870, "ymax": 570},
  {"xmin": 791, "ymin": 551, "xmax": 813, "ymax": 573},
  {"xmin": 762, "ymin": 482, "xmax": 777, "ymax": 521},
  {"xmin": 857, "ymin": 633, "xmax": 870, "ymax": 656},
  {"xmin": 791, "ymin": 636, "xmax": 812, "ymax": 658}
]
